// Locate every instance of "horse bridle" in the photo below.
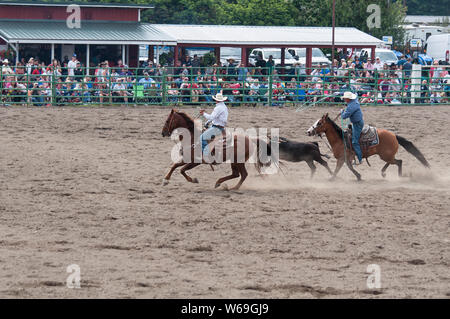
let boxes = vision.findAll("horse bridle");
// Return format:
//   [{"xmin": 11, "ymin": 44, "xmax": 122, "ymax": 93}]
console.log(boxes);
[{"xmin": 165, "ymin": 111, "xmax": 176, "ymax": 136}]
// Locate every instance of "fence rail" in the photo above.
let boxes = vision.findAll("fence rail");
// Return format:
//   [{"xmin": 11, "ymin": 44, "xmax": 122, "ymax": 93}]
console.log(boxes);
[{"xmin": 1, "ymin": 65, "xmax": 449, "ymax": 107}]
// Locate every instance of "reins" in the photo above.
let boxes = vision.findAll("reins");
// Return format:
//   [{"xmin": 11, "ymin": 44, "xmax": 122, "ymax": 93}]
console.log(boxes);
[{"xmin": 167, "ymin": 111, "xmax": 176, "ymax": 134}]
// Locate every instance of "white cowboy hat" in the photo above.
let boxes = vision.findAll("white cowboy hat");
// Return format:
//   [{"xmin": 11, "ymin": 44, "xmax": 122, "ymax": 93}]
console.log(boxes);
[
  {"xmin": 3, "ymin": 59, "xmax": 9, "ymax": 64},
  {"xmin": 343, "ymin": 91, "xmax": 357, "ymax": 100},
  {"xmin": 212, "ymin": 93, "xmax": 228, "ymax": 102}
]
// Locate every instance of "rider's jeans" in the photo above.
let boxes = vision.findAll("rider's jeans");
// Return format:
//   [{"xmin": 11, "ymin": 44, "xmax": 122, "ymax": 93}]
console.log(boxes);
[
  {"xmin": 200, "ymin": 126, "xmax": 224, "ymax": 156},
  {"xmin": 352, "ymin": 120, "xmax": 364, "ymax": 162}
]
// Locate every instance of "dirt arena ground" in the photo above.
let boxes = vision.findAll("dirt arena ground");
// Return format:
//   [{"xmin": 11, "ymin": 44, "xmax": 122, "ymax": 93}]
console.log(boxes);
[{"xmin": 0, "ymin": 104, "xmax": 449, "ymax": 299}]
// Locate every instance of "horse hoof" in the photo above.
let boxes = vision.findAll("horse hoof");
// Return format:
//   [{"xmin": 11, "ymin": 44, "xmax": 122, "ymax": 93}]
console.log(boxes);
[
  {"xmin": 215, "ymin": 183, "xmax": 221, "ymax": 188},
  {"xmin": 162, "ymin": 179, "xmax": 169, "ymax": 186},
  {"xmin": 192, "ymin": 178, "xmax": 199, "ymax": 184},
  {"xmin": 381, "ymin": 173, "xmax": 386, "ymax": 178}
]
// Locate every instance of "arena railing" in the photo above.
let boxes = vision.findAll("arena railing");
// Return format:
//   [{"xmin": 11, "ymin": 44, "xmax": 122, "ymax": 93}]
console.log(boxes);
[{"xmin": 1, "ymin": 65, "xmax": 449, "ymax": 107}]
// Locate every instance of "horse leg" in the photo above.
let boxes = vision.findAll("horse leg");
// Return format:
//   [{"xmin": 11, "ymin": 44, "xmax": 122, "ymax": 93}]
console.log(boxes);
[
  {"xmin": 381, "ymin": 163, "xmax": 390, "ymax": 178},
  {"xmin": 345, "ymin": 159, "xmax": 362, "ymax": 181},
  {"xmin": 330, "ymin": 158, "xmax": 345, "ymax": 181},
  {"xmin": 230, "ymin": 163, "xmax": 248, "ymax": 190},
  {"xmin": 395, "ymin": 159, "xmax": 403, "ymax": 177},
  {"xmin": 180, "ymin": 163, "xmax": 201, "ymax": 183},
  {"xmin": 306, "ymin": 160, "xmax": 317, "ymax": 179},
  {"xmin": 215, "ymin": 164, "xmax": 240, "ymax": 188},
  {"xmin": 163, "ymin": 161, "xmax": 185, "ymax": 185}
]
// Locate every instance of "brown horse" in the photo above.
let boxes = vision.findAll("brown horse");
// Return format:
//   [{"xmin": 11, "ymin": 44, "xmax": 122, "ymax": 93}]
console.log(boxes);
[
  {"xmin": 307, "ymin": 113, "xmax": 430, "ymax": 180},
  {"xmin": 161, "ymin": 109, "xmax": 273, "ymax": 190}
]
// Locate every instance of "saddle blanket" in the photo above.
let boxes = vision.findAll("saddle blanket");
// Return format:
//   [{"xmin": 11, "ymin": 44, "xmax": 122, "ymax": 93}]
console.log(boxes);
[{"xmin": 347, "ymin": 125, "xmax": 379, "ymax": 150}]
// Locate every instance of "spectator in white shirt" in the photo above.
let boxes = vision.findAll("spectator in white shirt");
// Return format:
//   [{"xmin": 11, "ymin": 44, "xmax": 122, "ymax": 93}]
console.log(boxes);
[
  {"xmin": 1, "ymin": 59, "xmax": 14, "ymax": 75},
  {"xmin": 373, "ymin": 57, "xmax": 384, "ymax": 71},
  {"xmin": 68, "ymin": 54, "xmax": 78, "ymax": 77}
]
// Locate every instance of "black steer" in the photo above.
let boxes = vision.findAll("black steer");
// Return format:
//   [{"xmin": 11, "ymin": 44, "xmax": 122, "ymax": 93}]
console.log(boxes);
[{"xmin": 278, "ymin": 137, "xmax": 333, "ymax": 178}]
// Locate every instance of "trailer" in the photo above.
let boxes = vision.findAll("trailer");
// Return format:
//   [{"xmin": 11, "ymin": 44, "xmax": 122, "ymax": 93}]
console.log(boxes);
[{"xmin": 426, "ymin": 34, "xmax": 450, "ymax": 63}]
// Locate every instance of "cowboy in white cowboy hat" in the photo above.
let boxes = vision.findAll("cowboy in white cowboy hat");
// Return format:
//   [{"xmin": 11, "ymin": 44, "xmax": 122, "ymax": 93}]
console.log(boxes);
[
  {"xmin": 341, "ymin": 91, "xmax": 364, "ymax": 165},
  {"xmin": 199, "ymin": 92, "xmax": 229, "ymax": 157},
  {"xmin": 2, "ymin": 58, "xmax": 14, "ymax": 75}
]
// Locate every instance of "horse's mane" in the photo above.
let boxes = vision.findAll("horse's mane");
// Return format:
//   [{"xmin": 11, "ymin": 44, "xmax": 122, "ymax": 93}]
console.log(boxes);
[
  {"xmin": 326, "ymin": 115, "xmax": 344, "ymax": 141},
  {"xmin": 176, "ymin": 111, "xmax": 196, "ymax": 132}
]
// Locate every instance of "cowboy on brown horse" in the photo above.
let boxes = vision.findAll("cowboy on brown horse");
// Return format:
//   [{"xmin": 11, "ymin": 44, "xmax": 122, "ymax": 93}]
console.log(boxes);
[
  {"xmin": 307, "ymin": 113, "xmax": 430, "ymax": 181},
  {"xmin": 162, "ymin": 109, "xmax": 273, "ymax": 190}
]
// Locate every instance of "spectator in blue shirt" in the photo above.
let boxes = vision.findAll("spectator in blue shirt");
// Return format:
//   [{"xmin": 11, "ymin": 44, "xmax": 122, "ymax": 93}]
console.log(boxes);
[
  {"xmin": 139, "ymin": 72, "xmax": 155, "ymax": 89},
  {"xmin": 237, "ymin": 63, "xmax": 248, "ymax": 82}
]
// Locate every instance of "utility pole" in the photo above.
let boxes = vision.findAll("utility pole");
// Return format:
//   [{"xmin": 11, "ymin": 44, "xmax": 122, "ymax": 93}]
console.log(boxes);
[{"xmin": 331, "ymin": 0, "xmax": 336, "ymax": 73}]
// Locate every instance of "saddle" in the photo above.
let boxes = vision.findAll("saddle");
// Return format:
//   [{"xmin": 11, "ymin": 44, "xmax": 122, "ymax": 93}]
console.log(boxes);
[
  {"xmin": 346, "ymin": 124, "xmax": 379, "ymax": 151},
  {"xmin": 209, "ymin": 129, "xmax": 234, "ymax": 157}
]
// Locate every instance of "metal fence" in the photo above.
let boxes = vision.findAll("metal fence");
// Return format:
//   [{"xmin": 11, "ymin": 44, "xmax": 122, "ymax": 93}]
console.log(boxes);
[{"xmin": 1, "ymin": 65, "xmax": 449, "ymax": 107}]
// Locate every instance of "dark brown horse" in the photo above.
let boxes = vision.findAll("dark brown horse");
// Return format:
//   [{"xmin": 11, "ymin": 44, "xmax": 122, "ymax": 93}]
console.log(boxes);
[
  {"xmin": 161, "ymin": 109, "xmax": 273, "ymax": 190},
  {"xmin": 307, "ymin": 113, "xmax": 430, "ymax": 180}
]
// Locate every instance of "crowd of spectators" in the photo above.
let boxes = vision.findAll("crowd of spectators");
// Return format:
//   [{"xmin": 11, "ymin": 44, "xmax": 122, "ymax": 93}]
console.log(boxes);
[{"xmin": 1, "ymin": 52, "xmax": 449, "ymax": 107}]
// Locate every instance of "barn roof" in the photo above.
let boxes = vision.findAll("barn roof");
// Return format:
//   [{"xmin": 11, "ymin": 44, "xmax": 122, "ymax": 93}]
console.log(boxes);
[
  {"xmin": 0, "ymin": 20, "xmax": 176, "ymax": 45},
  {"xmin": 153, "ymin": 24, "xmax": 384, "ymax": 47},
  {"xmin": 0, "ymin": 1, "xmax": 154, "ymax": 9}
]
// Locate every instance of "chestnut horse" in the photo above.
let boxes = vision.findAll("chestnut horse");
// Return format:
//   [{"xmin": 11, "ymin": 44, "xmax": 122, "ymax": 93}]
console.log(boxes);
[
  {"xmin": 307, "ymin": 113, "xmax": 430, "ymax": 180},
  {"xmin": 161, "ymin": 109, "xmax": 273, "ymax": 190}
]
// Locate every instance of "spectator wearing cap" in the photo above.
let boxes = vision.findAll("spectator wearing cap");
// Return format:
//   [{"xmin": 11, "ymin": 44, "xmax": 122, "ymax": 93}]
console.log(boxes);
[
  {"xmin": 112, "ymin": 78, "xmax": 130, "ymax": 104},
  {"xmin": 373, "ymin": 57, "xmax": 384, "ymax": 71},
  {"xmin": 74, "ymin": 61, "xmax": 85, "ymax": 81},
  {"xmin": 26, "ymin": 58, "xmax": 34, "ymax": 74},
  {"xmin": 2, "ymin": 59, "xmax": 14, "ymax": 75},
  {"xmin": 68, "ymin": 54, "xmax": 78, "ymax": 78}
]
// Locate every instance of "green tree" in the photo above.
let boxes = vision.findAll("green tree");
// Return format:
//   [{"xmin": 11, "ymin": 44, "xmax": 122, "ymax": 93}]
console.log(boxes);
[
  {"xmin": 142, "ymin": 0, "xmax": 221, "ymax": 24},
  {"xmin": 405, "ymin": 0, "xmax": 450, "ymax": 15},
  {"xmin": 292, "ymin": 0, "xmax": 406, "ymax": 46},
  {"xmin": 34, "ymin": 0, "xmax": 408, "ymax": 45},
  {"xmin": 215, "ymin": 0, "xmax": 299, "ymax": 25}
]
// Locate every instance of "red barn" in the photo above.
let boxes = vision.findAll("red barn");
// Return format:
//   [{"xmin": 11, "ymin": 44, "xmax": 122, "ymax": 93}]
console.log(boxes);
[
  {"xmin": 0, "ymin": 1, "xmax": 382, "ymax": 70},
  {"xmin": 0, "ymin": 1, "xmax": 175, "ymax": 67}
]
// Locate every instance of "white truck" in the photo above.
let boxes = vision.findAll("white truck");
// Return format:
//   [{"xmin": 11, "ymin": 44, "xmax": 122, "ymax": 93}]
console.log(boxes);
[
  {"xmin": 357, "ymin": 48, "xmax": 398, "ymax": 65},
  {"xmin": 287, "ymin": 48, "xmax": 331, "ymax": 67},
  {"xmin": 248, "ymin": 48, "xmax": 297, "ymax": 67},
  {"xmin": 426, "ymin": 34, "xmax": 450, "ymax": 63}
]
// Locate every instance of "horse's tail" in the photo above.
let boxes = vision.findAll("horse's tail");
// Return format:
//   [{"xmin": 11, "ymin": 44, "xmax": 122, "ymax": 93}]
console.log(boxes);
[
  {"xmin": 396, "ymin": 135, "xmax": 430, "ymax": 168},
  {"xmin": 254, "ymin": 138, "xmax": 274, "ymax": 174},
  {"xmin": 310, "ymin": 141, "xmax": 330, "ymax": 159}
]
